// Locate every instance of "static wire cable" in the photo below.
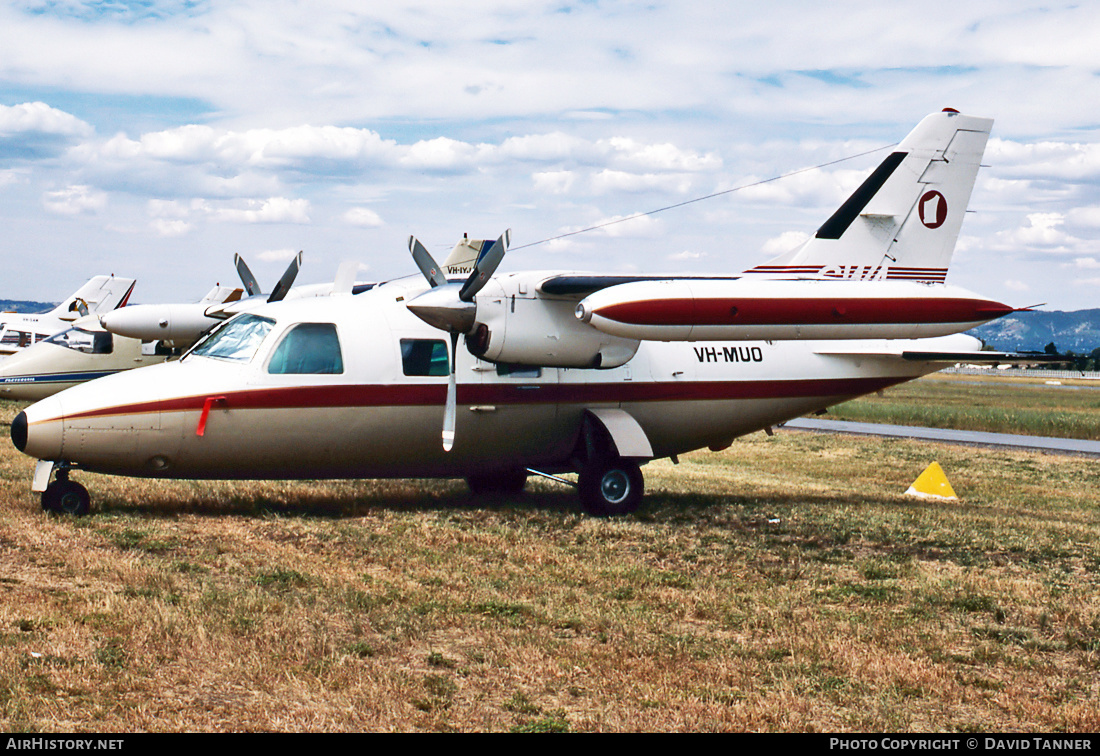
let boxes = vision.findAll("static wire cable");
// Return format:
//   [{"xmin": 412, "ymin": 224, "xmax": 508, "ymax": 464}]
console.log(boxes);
[{"xmin": 509, "ymin": 141, "xmax": 899, "ymax": 252}]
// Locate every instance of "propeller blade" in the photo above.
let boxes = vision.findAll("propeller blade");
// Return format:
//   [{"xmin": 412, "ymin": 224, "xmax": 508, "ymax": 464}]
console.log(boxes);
[
  {"xmin": 409, "ymin": 236, "xmax": 448, "ymax": 289},
  {"xmin": 268, "ymin": 251, "xmax": 303, "ymax": 303},
  {"xmin": 459, "ymin": 228, "xmax": 511, "ymax": 302},
  {"xmin": 234, "ymin": 254, "xmax": 262, "ymax": 297},
  {"xmin": 442, "ymin": 331, "xmax": 459, "ymax": 451}
]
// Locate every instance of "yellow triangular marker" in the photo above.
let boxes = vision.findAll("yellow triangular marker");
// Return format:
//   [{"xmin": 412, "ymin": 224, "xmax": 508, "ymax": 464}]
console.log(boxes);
[{"xmin": 905, "ymin": 462, "xmax": 958, "ymax": 500}]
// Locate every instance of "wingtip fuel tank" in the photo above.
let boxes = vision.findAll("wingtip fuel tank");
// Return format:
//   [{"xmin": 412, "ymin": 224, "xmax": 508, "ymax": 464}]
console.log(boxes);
[{"xmin": 576, "ymin": 278, "xmax": 1014, "ymax": 342}]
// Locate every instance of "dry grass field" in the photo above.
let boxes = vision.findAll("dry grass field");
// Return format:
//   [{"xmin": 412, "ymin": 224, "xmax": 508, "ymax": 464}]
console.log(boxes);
[{"xmin": 0, "ymin": 391, "xmax": 1098, "ymax": 732}]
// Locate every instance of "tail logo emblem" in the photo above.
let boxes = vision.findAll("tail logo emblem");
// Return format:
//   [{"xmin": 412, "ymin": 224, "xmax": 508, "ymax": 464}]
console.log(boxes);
[{"xmin": 919, "ymin": 190, "xmax": 947, "ymax": 229}]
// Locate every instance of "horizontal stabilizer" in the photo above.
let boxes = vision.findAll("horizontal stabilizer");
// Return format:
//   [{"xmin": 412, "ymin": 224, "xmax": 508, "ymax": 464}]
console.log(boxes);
[
  {"xmin": 900, "ymin": 351, "xmax": 1066, "ymax": 364},
  {"xmin": 814, "ymin": 336, "xmax": 1066, "ymax": 365}
]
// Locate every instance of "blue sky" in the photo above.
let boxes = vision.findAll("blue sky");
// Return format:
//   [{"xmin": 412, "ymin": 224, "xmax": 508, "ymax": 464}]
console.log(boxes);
[{"xmin": 2, "ymin": 1, "xmax": 1100, "ymax": 310}]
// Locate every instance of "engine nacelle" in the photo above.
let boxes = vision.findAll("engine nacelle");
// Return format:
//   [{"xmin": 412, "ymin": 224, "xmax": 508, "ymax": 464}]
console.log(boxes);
[
  {"xmin": 467, "ymin": 274, "xmax": 640, "ymax": 369},
  {"xmin": 100, "ymin": 303, "xmax": 221, "ymax": 347}
]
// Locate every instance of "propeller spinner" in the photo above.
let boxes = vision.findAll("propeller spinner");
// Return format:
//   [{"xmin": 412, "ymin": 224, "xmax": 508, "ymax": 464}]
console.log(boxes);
[{"xmin": 405, "ymin": 230, "xmax": 511, "ymax": 451}]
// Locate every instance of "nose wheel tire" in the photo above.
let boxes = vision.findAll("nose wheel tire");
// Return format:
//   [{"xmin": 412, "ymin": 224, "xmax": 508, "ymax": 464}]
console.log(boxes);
[
  {"xmin": 579, "ymin": 458, "xmax": 644, "ymax": 517},
  {"xmin": 42, "ymin": 480, "xmax": 91, "ymax": 516}
]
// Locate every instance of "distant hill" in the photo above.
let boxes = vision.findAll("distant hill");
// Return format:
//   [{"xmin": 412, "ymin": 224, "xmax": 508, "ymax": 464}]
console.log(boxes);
[
  {"xmin": 0, "ymin": 300, "xmax": 57, "ymax": 314},
  {"xmin": 968, "ymin": 309, "xmax": 1100, "ymax": 353}
]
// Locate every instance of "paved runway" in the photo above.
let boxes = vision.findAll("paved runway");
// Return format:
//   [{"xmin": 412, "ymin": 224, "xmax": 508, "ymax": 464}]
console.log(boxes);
[{"xmin": 782, "ymin": 418, "xmax": 1100, "ymax": 456}]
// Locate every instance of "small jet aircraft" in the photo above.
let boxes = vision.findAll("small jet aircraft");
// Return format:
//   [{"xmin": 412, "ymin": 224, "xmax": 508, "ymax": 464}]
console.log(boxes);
[
  {"xmin": 0, "ymin": 316, "xmax": 170, "ymax": 401},
  {"xmin": 0, "ymin": 281, "xmax": 246, "ymax": 401},
  {"xmin": 11, "ymin": 110, "xmax": 1046, "ymax": 516},
  {"xmin": 0, "ymin": 275, "xmax": 136, "ymax": 357}
]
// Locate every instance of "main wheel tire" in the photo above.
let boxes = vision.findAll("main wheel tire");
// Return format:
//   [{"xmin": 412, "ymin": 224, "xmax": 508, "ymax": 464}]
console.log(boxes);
[
  {"xmin": 466, "ymin": 468, "xmax": 528, "ymax": 497},
  {"xmin": 42, "ymin": 479, "xmax": 91, "ymax": 516},
  {"xmin": 579, "ymin": 458, "xmax": 644, "ymax": 517}
]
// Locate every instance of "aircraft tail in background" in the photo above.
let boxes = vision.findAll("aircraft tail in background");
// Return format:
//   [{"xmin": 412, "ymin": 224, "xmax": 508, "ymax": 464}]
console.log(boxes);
[{"xmin": 51, "ymin": 275, "xmax": 136, "ymax": 321}]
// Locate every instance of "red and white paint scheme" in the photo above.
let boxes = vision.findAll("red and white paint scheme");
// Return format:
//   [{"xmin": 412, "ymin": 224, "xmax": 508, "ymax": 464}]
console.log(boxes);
[
  {"xmin": 10, "ymin": 110, "xmax": 1050, "ymax": 518},
  {"xmin": 576, "ymin": 278, "xmax": 1014, "ymax": 342}
]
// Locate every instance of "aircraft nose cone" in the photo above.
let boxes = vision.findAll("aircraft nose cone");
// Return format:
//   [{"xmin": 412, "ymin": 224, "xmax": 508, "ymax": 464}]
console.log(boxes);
[
  {"xmin": 15, "ymin": 396, "xmax": 65, "ymax": 461},
  {"xmin": 10, "ymin": 411, "xmax": 27, "ymax": 452}
]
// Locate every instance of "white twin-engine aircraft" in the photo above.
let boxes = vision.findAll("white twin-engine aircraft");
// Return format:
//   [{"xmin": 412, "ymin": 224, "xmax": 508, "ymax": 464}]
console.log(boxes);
[{"xmin": 12, "ymin": 110, "xmax": 1038, "ymax": 516}]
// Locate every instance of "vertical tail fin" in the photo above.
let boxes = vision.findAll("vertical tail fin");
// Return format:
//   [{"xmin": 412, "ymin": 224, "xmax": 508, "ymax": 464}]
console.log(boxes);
[
  {"xmin": 52, "ymin": 275, "xmax": 137, "ymax": 321},
  {"xmin": 745, "ymin": 109, "xmax": 993, "ymax": 283}
]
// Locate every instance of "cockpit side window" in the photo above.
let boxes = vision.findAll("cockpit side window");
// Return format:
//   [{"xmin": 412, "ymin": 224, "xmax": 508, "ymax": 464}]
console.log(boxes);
[
  {"xmin": 400, "ymin": 339, "xmax": 449, "ymax": 376},
  {"xmin": 267, "ymin": 323, "xmax": 344, "ymax": 375},
  {"xmin": 45, "ymin": 328, "xmax": 114, "ymax": 355},
  {"xmin": 189, "ymin": 313, "xmax": 275, "ymax": 362}
]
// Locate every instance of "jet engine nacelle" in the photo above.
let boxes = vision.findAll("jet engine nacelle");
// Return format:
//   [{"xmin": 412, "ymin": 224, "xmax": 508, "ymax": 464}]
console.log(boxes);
[
  {"xmin": 466, "ymin": 274, "xmax": 640, "ymax": 369},
  {"xmin": 100, "ymin": 303, "xmax": 220, "ymax": 347}
]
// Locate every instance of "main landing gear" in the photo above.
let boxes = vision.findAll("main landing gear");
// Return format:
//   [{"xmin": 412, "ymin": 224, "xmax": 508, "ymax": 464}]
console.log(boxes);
[
  {"xmin": 466, "ymin": 457, "xmax": 645, "ymax": 517},
  {"xmin": 578, "ymin": 457, "xmax": 644, "ymax": 517}
]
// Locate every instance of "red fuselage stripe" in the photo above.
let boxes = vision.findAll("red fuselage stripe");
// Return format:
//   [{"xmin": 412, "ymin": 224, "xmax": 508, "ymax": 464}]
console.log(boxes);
[
  {"xmin": 53, "ymin": 376, "xmax": 908, "ymax": 423},
  {"xmin": 594, "ymin": 297, "xmax": 1012, "ymax": 326}
]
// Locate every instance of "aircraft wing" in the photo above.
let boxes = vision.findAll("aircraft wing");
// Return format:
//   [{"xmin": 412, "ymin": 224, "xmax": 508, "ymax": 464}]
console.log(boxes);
[{"xmin": 538, "ymin": 274, "xmax": 741, "ymax": 297}]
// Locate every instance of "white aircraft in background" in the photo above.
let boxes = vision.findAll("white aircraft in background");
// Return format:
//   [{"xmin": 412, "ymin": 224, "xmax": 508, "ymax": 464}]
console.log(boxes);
[
  {"xmin": 99, "ymin": 241, "xmax": 486, "ymax": 348},
  {"xmin": 0, "ymin": 283, "xmax": 245, "ymax": 401},
  {"xmin": 12, "ymin": 110, "xmax": 1050, "ymax": 516},
  {"xmin": 0, "ymin": 316, "xmax": 169, "ymax": 402},
  {"xmin": 0, "ymin": 275, "xmax": 136, "ymax": 357},
  {"xmin": 0, "ymin": 254, "xmax": 367, "ymax": 399}
]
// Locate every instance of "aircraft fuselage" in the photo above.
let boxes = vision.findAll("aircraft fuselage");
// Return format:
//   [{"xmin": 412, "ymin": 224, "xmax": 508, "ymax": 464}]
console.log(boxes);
[{"xmin": 14, "ymin": 278, "xmax": 943, "ymax": 481}]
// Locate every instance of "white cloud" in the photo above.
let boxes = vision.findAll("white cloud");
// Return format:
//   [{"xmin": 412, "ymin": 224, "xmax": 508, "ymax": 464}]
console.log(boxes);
[
  {"xmin": 532, "ymin": 170, "xmax": 575, "ymax": 194},
  {"xmin": 987, "ymin": 138, "xmax": 1100, "ymax": 182},
  {"xmin": 603, "ymin": 137, "xmax": 721, "ymax": 173},
  {"xmin": 150, "ymin": 218, "xmax": 193, "ymax": 237},
  {"xmin": 0, "ymin": 169, "xmax": 27, "ymax": 188},
  {"xmin": 590, "ymin": 169, "xmax": 689, "ymax": 195},
  {"xmin": 582, "ymin": 213, "xmax": 662, "ymax": 239},
  {"xmin": 0, "ymin": 102, "xmax": 92, "ymax": 138},
  {"xmin": 42, "ymin": 184, "xmax": 106, "ymax": 215},
  {"xmin": 257, "ymin": 248, "xmax": 301, "ymax": 262},
  {"xmin": 668, "ymin": 250, "xmax": 706, "ymax": 261},
  {"xmin": 761, "ymin": 231, "xmax": 810, "ymax": 256},
  {"xmin": 343, "ymin": 206, "xmax": 383, "ymax": 227},
  {"xmin": 991, "ymin": 213, "xmax": 1079, "ymax": 253},
  {"xmin": 212, "ymin": 197, "xmax": 312, "ymax": 224}
]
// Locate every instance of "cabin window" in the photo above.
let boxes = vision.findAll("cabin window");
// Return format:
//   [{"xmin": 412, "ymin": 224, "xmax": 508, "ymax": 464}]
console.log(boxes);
[
  {"xmin": 267, "ymin": 323, "xmax": 344, "ymax": 375},
  {"xmin": 189, "ymin": 313, "xmax": 275, "ymax": 363},
  {"xmin": 45, "ymin": 327, "xmax": 114, "ymax": 355},
  {"xmin": 400, "ymin": 339, "xmax": 449, "ymax": 376}
]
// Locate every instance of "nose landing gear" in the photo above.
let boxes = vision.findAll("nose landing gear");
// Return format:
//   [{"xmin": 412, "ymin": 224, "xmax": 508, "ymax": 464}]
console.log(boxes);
[{"xmin": 38, "ymin": 464, "xmax": 91, "ymax": 516}]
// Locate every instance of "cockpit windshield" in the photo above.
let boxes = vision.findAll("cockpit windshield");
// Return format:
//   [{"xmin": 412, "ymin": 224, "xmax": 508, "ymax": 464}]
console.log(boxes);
[
  {"xmin": 45, "ymin": 327, "xmax": 114, "ymax": 355},
  {"xmin": 188, "ymin": 313, "xmax": 275, "ymax": 363}
]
